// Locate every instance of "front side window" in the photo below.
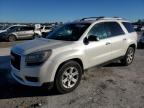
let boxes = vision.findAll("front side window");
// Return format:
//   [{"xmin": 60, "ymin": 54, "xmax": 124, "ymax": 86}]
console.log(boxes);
[
  {"xmin": 88, "ymin": 23, "xmax": 110, "ymax": 39},
  {"xmin": 46, "ymin": 23, "xmax": 90, "ymax": 41},
  {"xmin": 8, "ymin": 26, "xmax": 24, "ymax": 32},
  {"xmin": 7, "ymin": 26, "xmax": 21, "ymax": 32},
  {"xmin": 7, "ymin": 26, "xmax": 17, "ymax": 31}
]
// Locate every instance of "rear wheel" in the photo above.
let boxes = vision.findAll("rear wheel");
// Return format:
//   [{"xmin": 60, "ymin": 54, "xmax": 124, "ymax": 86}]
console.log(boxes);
[
  {"xmin": 55, "ymin": 60, "xmax": 82, "ymax": 94},
  {"xmin": 42, "ymin": 32, "xmax": 48, "ymax": 38},
  {"xmin": 33, "ymin": 34, "xmax": 41, "ymax": 39},
  {"xmin": 7, "ymin": 35, "xmax": 16, "ymax": 42},
  {"xmin": 121, "ymin": 47, "xmax": 135, "ymax": 66}
]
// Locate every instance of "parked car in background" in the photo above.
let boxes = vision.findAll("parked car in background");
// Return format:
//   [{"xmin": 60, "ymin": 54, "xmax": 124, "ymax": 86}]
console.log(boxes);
[
  {"xmin": 133, "ymin": 25, "xmax": 142, "ymax": 32},
  {"xmin": 0, "ymin": 25, "xmax": 11, "ymax": 33},
  {"xmin": 34, "ymin": 24, "xmax": 42, "ymax": 37},
  {"xmin": 41, "ymin": 26, "xmax": 52, "ymax": 37},
  {"xmin": 133, "ymin": 25, "xmax": 138, "ymax": 31},
  {"xmin": 137, "ymin": 26, "xmax": 144, "ymax": 31},
  {"xmin": 139, "ymin": 32, "xmax": 144, "ymax": 47},
  {"xmin": 141, "ymin": 26, "xmax": 144, "ymax": 31},
  {"xmin": 0, "ymin": 25, "xmax": 42, "ymax": 41},
  {"xmin": 11, "ymin": 17, "xmax": 137, "ymax": 93}
]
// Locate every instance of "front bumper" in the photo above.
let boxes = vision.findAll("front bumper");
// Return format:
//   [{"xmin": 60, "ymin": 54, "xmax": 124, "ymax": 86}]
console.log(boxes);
[
  {"xmin": 10, "ymin": 49, "xmax": 59, "ymax": 87},
  {"xmin": 10, "ymin": 56, "xmax": 57, "ymax": 87},
  {"xmin": 11, "ymin": 64, "xmax": 43, "ymax": 87}
]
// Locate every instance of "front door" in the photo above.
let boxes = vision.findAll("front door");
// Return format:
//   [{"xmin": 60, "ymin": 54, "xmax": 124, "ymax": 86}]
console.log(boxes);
[{"xmin": 85, "ymin": 22, "xmax": 112, "ymax": 68}]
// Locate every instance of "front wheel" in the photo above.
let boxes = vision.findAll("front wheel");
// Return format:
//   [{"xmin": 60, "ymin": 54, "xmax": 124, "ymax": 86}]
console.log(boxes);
[
  {"xmin": 121, "ymin": 47, "xmax": 135, "ymax": 66},
  {"xmin": 55, "ymin": 61, "xmax": 82, "ymax": 94},
  {"xmin": 7, "ymin": 35, "xmax": 16, "ymax": 42}
]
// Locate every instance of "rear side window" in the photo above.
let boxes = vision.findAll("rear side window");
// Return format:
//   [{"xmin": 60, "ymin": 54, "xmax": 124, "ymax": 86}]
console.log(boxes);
[
  {"xmin": 104, "ymin": 22, "xmax": 125, "ymax": 37},
  {"xmin": 45, "ymin": 27, "xmax": 52, "ymax": 29},
  {"xmin": 122, "ymin": 22, "xmax": 135, "ymax": 33},
  {"xmin": 21, "ymin": 27, "xmax": 34, "ymax": 31},
  {"xmin": 25, "ymin": 27, "xmax": 34, "ymax": 30},
  {"xmin": 88, "ymin": 22, "xmax": 125, "ymax": 39}
]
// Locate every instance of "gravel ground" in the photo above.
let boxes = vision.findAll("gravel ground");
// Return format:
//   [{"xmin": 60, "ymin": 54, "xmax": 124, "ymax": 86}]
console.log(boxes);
[
  {"xmin": 0, "ymin": 49, "xmax": 144, "ymax": 108},
  {"xmin": 0, "ymin": 40, "xmax": 24, "ymax": 48},
  {"xmin": 0, "ymin": 38, "xmax": 144, "ymax": 108}
]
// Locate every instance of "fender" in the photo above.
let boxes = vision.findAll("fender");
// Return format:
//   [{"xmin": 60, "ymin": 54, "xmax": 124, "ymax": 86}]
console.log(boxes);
[
  {"xmin": 44, "ymin": 49, "xmax": 86, "ymax": 82},
  {"xmin": 3, "ymin": 33, "xmax": 17, "ymax": 40},
  {"xmin": 7, "ymin": 33, "xmax": 18, "ymax": 38}
]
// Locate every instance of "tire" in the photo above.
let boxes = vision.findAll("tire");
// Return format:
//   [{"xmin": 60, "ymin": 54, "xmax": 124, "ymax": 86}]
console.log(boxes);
[
  {"xmin": 55, "ymin": 60, "xmax": 82, "ymax": 94},
  {"xmin": 121, "ymin": 47, "xmax": 135, "ymax": 66},
  {"xmin": 42, "ymin": 32, "xmax": 48, "ymax": 38},
  {"xmin": 33, "ymin": 34, "xmax": 37, "ymax": 39},
  {"xmin": 33, "ymin": 34, "xmax": 41, "ymax": 39},
  {"xmin": 7, "ymin": 35, "xmax": 16, "ymax": 42},
  {"xmin": 139, "ymin": 42, "xmax": 144, "ymax": 49}
]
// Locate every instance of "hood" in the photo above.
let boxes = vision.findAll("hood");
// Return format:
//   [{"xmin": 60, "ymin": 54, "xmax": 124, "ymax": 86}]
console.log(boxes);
[
  {"xmin": 0, "ymin": 30, "xmax": 7, "ymax": 33},
  {"xmin": 12, "ymin": 38, "xmax": 73, "ymax": 55},
  {"xmin": 0, "ymin": 31, "xmax": 7, "ymax": 38}
]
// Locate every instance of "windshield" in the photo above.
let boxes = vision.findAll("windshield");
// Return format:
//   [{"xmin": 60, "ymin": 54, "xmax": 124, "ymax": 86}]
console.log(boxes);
[
  {"xmin": 7, "ymin": 26, "xmax": 17, "ymax": 31},
  {"xmin": 46, "ymin": 23, "xmax": 90, "ymax": 41}
]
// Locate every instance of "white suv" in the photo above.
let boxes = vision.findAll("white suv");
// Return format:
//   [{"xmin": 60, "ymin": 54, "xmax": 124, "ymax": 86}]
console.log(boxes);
[{"xmin": 11, "ymin": 17, "xmax": 137, "ymax": 93}]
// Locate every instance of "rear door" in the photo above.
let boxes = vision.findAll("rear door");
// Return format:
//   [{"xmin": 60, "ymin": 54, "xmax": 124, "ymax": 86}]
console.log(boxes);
[
  {"xmin": 122, "ymin": 22, "xmax": 137, "ymax": 51},
  {"xmin": 105, "ymin": 22, "xmax": 126, "ymax": 58},
  {"xmin": 25, "ymin": 27, "xmax": 35, "ymax": 38},
  {"xmin": 18, "ymin": 27, "xmax": 34, "ymax": 39}
]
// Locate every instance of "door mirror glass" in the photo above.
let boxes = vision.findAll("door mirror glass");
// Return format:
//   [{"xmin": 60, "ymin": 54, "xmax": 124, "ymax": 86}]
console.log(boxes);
[{"xmin": 88, "ymin": 35, "xmax": 100, "ymax": 41}]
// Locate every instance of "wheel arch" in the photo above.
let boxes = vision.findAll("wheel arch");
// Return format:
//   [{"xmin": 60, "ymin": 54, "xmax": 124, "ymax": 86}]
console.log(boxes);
[
  {"xmin": 8, "ymin": 33, "xmax": 18, "ymax": 38},
  {"xmin": 129, "ymin": 44, "xmax": 136, "ymax": 52},
  {"xmin": 7, "ymin": 33, "xmax": 17, "ymax": 41},
  {"xmin": 53, "ymin": 58, "xmax": 84, "ymax": 82}
]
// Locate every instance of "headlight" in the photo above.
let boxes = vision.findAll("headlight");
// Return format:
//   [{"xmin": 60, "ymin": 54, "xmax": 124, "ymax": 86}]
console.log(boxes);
[
  {"xmin": 25, "ymin": 50, "xmax": 52, "ymax": 65},
  {"xmin": 0, "ymin": 33, "xmax": 6, "ymax": 38}
]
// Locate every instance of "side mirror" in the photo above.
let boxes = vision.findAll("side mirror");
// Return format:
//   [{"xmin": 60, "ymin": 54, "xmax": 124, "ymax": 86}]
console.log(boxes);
[{"xmin": 88, "ymin": 35, "xmax": 100, "ymax": 41}]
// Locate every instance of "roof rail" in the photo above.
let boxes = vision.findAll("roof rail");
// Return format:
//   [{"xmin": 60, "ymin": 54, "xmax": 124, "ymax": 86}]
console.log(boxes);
[
  {"xmin": 79, "ymin": 16, "xmax": 123, "ymax": 21},
  {"xmin": 102, "ymin": 17, "xmax": 123, "ymax": 20},
  {"xmin": 80, "ymin": 16, "xmax": 105, "ymax": 21}
]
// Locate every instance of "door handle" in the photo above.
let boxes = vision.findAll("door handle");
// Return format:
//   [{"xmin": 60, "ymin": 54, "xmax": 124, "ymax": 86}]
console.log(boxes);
[
  {"xmin": 105, "ymin": 42, "xmax": 111, "ymax": 45},
  {"xmin": 123, "ymin": 38, "xmax": 127, "ymax": 41}
]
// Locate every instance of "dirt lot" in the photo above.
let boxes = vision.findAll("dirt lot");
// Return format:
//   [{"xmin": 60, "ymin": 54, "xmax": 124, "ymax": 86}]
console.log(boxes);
[
  {"xmin": 0, "ymin": 40, "xmax": 24, "ymax": 48},
  {"xmin": 0, "ymin": 39, "xmax": 144, "ymax": 108}
]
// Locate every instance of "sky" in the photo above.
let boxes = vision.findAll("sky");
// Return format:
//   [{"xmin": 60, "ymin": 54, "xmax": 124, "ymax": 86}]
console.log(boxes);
[{"xmin": 0, "ymin": 0, "xmax": 144, "ymax": 23}]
